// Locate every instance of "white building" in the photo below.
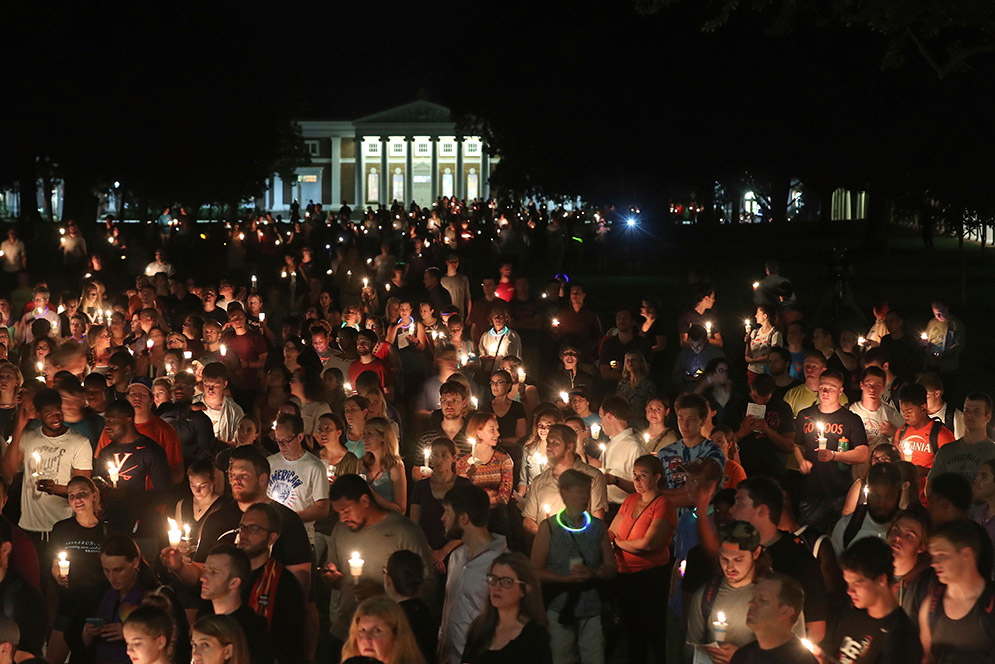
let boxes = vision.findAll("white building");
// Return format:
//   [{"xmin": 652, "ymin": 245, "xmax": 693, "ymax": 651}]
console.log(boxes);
[{"xmin": 266, "ymin": 99, "xmax": 497, "ymax": 215}]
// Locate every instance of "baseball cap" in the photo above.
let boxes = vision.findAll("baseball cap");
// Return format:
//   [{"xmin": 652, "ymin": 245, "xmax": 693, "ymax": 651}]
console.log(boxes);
[{"xmin": 128, "ymin": 377, "xmax": 153, "ymax": 393}]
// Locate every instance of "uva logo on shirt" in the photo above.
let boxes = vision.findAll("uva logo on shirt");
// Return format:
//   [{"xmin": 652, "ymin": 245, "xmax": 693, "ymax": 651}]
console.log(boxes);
[
  {"xmin": 268, "ymin": 469, "xmax": 303, "ymax": 506},
  {"xmin": 838, "ymin": 634, "xmax": 873, "ymax": 663},
  {"xmin": 109, "ymin": 452, "xmax": 137, "ymax": 482},
  {"xmin": 899, "ymin": 434, "xmax": 930, "ymax": 454}
]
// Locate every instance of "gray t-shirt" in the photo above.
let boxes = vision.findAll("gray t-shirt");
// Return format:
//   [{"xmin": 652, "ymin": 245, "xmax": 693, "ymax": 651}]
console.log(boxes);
[
  {"xmin": 327, "ymin": 511, "xmax": 434, "ymax": 639},
  {"xmin": 929, "ymin": 438, "xmax": 995, "ymax": 485},
  {"xmin": 687, "ymin": 580, "xmax": 756, "ymax": 647}
]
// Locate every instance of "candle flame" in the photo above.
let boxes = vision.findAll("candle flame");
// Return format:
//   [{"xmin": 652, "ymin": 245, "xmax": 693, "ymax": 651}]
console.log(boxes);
[{"xmin": 716, "ymin": 611, "xmax": 726, "ymax": 623}]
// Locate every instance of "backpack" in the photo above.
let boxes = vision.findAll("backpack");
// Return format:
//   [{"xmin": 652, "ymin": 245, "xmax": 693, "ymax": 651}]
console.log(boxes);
[
  {"xmin": 842, "ymin": 505, "xmax": 869, "ymax": 551},
  {"xmin": 897, "ymin": 420, "xmax": 945, "ymax": 455}
]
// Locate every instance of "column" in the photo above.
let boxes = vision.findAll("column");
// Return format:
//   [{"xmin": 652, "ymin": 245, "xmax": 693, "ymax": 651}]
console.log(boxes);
[
  {"xmin": 331, "ymin": 137, "xmax": 342, "ymax": 206},
  {"xmin": 405, "ymin": 136, "xmax": 414, "ymax": 206},
  {"xmin": 481, "ymin": 143, "xmax": 491, "ymax": 201},
  {"xmin": 354, "ymin": 132, "xmax": 363, "ymax": 211},
  {"xmin": 272, "ymin": 174, "xmax": 284, "ymax": 211},
  {"xmin": 379, "ymin": 136, "xmax": 388, "ymax": 206},
  {"xmin": 430, "ymin": 136, "xmax": 439, "ymax": 203},
  {"xmin": 455, "ymin": 136, "xmax": 464, "ymax": 200}
]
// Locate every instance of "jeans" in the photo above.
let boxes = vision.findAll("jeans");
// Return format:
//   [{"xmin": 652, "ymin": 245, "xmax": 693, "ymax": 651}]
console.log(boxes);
[{"xmin": 547, "ymin": 610, "xmax": 604, "ymax": 664}]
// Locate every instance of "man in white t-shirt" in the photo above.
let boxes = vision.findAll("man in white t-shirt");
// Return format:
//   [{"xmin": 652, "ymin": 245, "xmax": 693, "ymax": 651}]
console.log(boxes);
[
  {"xmin": 1, "ymin": 388, "xmax": 92, "ymax": 537},
  {"xmin": 441, "ymin": 254, "xmax": 471, "ymax": 317},
  {"xmin": 0, "ymin": 230, "xmax": 25, "ymax": 273},
  {"xmin": 599, "ymin": 395, "xmax": 648, "ymax": 518},
  {"xmin": 193, "ymin": 362, "xmax": 244, "ymax": 444},
  {"xmin": 849, "ymin": 366, "xmax": 903, "ymax": 449},
  {"xmin": 917, "ymin": 372, "xmax": 965, "ymax": 440},
  {"xmin": 266, "ymin": 413, "xmax": 328, "ymax": 543}
]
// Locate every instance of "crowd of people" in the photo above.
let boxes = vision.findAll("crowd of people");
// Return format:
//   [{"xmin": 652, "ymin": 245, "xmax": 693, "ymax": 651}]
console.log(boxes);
[{"xmin": 0, "ymin": 196, "xmax": 990, "ymax": 664}]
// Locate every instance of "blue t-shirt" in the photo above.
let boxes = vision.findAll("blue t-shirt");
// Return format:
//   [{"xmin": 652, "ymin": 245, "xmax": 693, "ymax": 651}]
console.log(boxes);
[
  {"xmin": 657, "ymin": 438, "xmax": 726, "ymax": 518},
  {"xmin": 789, "ymin": 350, "xmax": 806, "ymax": 380}
]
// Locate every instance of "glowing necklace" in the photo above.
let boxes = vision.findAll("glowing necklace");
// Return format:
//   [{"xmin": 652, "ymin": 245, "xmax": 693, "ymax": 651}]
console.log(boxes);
[{"xmin": 555, "ymin": 509, "xmax": 592, "ymax": 533}]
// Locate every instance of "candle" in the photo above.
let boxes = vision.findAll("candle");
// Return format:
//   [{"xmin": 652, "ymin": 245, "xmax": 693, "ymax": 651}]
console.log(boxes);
[
  {"xmin": 460, "ymin": 353, "xmax": 469, "ymax": 367},
  {"xmin": 801, "ymin": 639, "xmax": 816, "ymax": 655},
  {"xmin": 58, "ymin": 551, "xmax": 70, "ymax": 577},
  {"xmin": 862, "ymin": 484, "xmax": 869, "ymax": 502},
  {"xmin": 598, "ymin": 442, "xmax": 607, "ymax": 467},
  {"xmin": 220, "ymin": 344, "xmax": 227, "ymax": 358},
  {"xmin": 590, "ymin": 423, "xmax": 601, "ymax": 438},
  {"xmin": 167, "ymin": 518, "xmax": 182, "ymax": 547},
  {"xmin": 559, "ymin": 391, "xmax": 569, "ymax": 404},
  {"xmin": 744, "ymin": 318, "xmax": 751, "ymax": 334},
  {"xmin": 146, "ymin": 338, "xmax": 154, "ymax": 350},
  {"xmin": 422, "ymin": 447, "xmax": 432, "ymax": 473},
  {"xmin": 107, "ymin": 461, "xmax": 119, "ymax": 487},
  {"xmin": 251, "ymin": 275, "xmax": 257, "ymax": 287},
  {"xmin": 259, "ymin": 313, "xmax": 265, "ymax": 323},
  {"xmin": 31, "ymin": 451, "xmax": 41, "ymax": 478},
  {"xmin": 281, "ymin": 270, "xmax": 287, "ymax": 279},
  {"xmin": 182, "ymin": 523, "xmax": 192, "ymax": 552},
  {"xmin": 752, "ymin": 281, "xmax": 760, "ymax": 290},
  {"xmin": 104, "ymin": 309, "xmax": 112, "ymax": 321},
  {"xmin": 532, "ymin": 451, "xmax": 547, "ymax": 467},
  {"xmin": 543, "ymin": 504, "xmax": 551, "ymax": 519},
  {"xmin": 713, "ymin": 610, "xmax": 729, "ymax": 643},
  {"xmin": 470, "ymin": 396, "xmax": 479, "ymax": 409},
  {"xmin": 362, "ymin": 277, "xmax": 369, "ymax": 288},
  {"xmin": 348, "ymin": 551, "xmax": 364, "ymax": 577},
  {"xmin": 385, "ymin": 283, "xmax": 391, "ymax": 292},
  {"xmin": 183, "ymin": 350, "xmax": 192, "ymax": 360},
  {"xmin": 857, "ymin": 336, "xmax": 866, "ymax": 347},
  {"xmin": 705, "ymin": 321, "xmax": 712, "ymax": 335},
  {"xmin": 551, "ymin": 318, "xmax": 560, "ymax": 328},
  {"xmin": 903, "ymin": 441, "xmax": 913, "ymax": 462},
  {"xmin": 36, "ymin": 361, "xmax": 44, "ymax": 374},
  {"xmin": 816, "ymin": 422, "xmax": 827, "ymax": 450},
  {"xmin": 920, "ymin": 332, "xmax": 928, "ymax": 341},
  {"xmin": 517, "ymin": 368, "xmax": 526, "ymax": 382},
  {"xmin": 643, "ymin": 432, "xmax": 650, "ymax": 444}
]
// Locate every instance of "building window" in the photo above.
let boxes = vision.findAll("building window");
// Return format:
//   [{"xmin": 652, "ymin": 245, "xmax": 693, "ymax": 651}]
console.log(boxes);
[
  {"xmin": 392, "ymin": 168, "xmax": 404, "ymax": 202},
  {"xmin": 305, "ymin": 141, "xmax": 319, "ymax": 156},
  {"xmin": 442, "ymin": 168, "xmax": 454, "ymax": 198},
  {"xmin": 367, "ymin": 168, "xmax": 379, "ymax": 203},
  {"xmin": 417, "ymin": 142, "xmax": 429, "ymax": 155},
  {"xmin": 297, "ymin": 174, "xmax": 318, "ymax": 183},
  {"xmin": 467, "ymin": 143, "xmax": 479, "ymax": 155},
  {"xmin": 365, "ymin": 141, "xmax": 380, "ymax": 157},
  {"xmin": 467, "ymin": 173, "xmax": 479, "ymax": 199},
  {"xmin": 442, "ymin": 142, "xmax": 454, "ymax": 155},
  {"xmin": 391, "ymin": 142, "xmax": 404, "ymax": 156}
]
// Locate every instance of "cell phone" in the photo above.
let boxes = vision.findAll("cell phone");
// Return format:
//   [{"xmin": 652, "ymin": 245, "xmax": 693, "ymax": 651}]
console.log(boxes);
[{"xmin": 85, "ymin": 618, "xmax": 105, "ymax": 628}]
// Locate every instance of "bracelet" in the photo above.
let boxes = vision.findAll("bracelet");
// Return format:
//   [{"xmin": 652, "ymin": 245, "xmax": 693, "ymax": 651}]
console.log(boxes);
[{"xmin": 832, "ymin": 450, "xmax": 837, "ymax": 461}]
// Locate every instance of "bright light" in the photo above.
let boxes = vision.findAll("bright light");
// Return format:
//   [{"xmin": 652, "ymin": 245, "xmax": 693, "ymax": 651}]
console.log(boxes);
[{"xmin": 626, "ymin": 218, "xmax": 636, "ymax": 227}]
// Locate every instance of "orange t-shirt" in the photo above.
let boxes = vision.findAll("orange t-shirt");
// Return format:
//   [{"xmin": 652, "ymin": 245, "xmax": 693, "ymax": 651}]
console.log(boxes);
[
  {"xmin": 613, "ymin": 492, "xmax": 677, "ymax": 573},
  {"xmin": 722, "ymin": 460, "xmax": 747, "ymax": 490},
  {"xmin": 894, "ymin": 420, "xmax": 955, "ymax": 469},
  {"xmin": 95, "ymin": 415, "xmax": 183, "ymax": 471}
]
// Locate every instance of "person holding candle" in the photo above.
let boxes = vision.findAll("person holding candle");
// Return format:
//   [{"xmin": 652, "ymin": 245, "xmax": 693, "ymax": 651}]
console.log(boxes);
[
  {"xmin": 599, "ymin": 308, "xmax": 648, "ymax": 388},
  {"xmin": 655, "ymin": 393, "xmax": 725, "ymax": 518},
  {"xmin": 642, "ymin": 396, "xmax": 678, "ymax": 455},
  {"xmin": 343, "ymin": 395, "xmax": 371, "ymax": 458},
  {"xmin": 894, "ymin": 384, "xmax": 955, "ymax": 496},
  {"xmin": 461, "ymin": 551, "xmax": 551, "ymax": 664},
  {"xmin": 1, "ymin": 389, "xmax": 92, "ymax": 560},
  {"xmin": 477, "ymin": 305, "xmax": 522, "ymax": 375},
  {"xmin": 793, "ymin": 370, "xmax": 869, "ymax": 533},
  {"xmin": 409, "ymin": 437, "xmax": 472, "ymax": 572},
  {"xmin": 386, "ymin": 299, "xmax": 428, "ymax": 399},
  {"xmin": 531, "ymin": 469, "xmax": 615, "ymax": 664},
  {"xmin": 517, "ymin": 407, "xmax": 562, "ymax": 497},
  {"xmin": 841, "ymin": 443, "xmax": 902, "ymax": 516},
  {"xmin": 727, "ymin": 573, "xmax": 816, "ymax": 664},
  {"xmin": 315, "ymin": 412, "xmax": 361, "ymax": 481},
  {"xmin": 521, "ymin": 425, "xmax": 607, "ymax": 535},
  {"xmin": 671, "ymin": 325, "xmax": 726, "ymax": 393},
  {"xmin": 830, "ymin": 462, "xmax": 902, "ymax": 555},
  {"xmin": 687, "ymin": 521, "xmax": 773, "ymax": 664},
  {"xmin": 744, "ymin": 306, "xmax": 783, "ymax": 385},
  {"xmin": 456, "ymin": 413, "xmax": 514, "ymax": 535},
  {"xmin": 679, "ymin": 285, "xmax": 722, "ymax": 348},
  {"xmin": 174, "ymin": 459, "xmax": 230, "ymax": 566},
  {"xmin": 545, "ymin": 342, "xmax": 598, "ymax": 409},
  {"xmin": 483, "ymin": 369, "xmax": 527, "ymax": 449},
  {"xmin": 324, "ymin": 475, "xmax": 433, "ymax": 657}
]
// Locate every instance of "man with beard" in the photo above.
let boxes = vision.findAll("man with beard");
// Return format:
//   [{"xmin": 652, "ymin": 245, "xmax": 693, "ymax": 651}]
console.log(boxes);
[
  {"xmin": 438, "ymin": 483, "xmax": 507, "ymax": 664},
  {"xmin": 324, "ymin": 474, "xmax": 433, "ymax": 653},
  {"xmin": 235, "ymin": 504, "xmax": 304, "ymax": 664},
  {"xmin": 830, "ymin": 462, "xmax": 902, "ymax": 555}
]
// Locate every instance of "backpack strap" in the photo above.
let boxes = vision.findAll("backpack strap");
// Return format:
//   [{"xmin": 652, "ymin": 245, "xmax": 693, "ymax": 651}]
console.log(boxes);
[
  {"xmin": 928, "ymin": 420, "xmax": 944, "ymax": 455},
  {"xmin": 927, "ymin": 583, "xmax": 946, "ymax": 630},
  {"xmin": 699, "ymin": 574, "xmax": 724, "ymax": 624},
  {"xmin": 842, "ymin": 505, "xmax": 868, "ymax": 550},
  {"xmin": 897, "ymin": 424, "xmax": 910, "ymax": 445}
]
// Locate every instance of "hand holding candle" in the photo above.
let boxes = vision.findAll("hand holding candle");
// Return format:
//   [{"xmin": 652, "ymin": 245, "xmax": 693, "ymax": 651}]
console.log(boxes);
[
  {"xmin": 167, "ymin": 518, "xmax": 182, "ymax": 547},
  {"xmin": 107, "ymin": 461, "xmax": 120, "ymax": 487},
  {"xmin": 816, "ymin": 422, "xmax": 827, "ymax": 451},
  {"xmin": 58, "ymin": 551, "xmax": 70, "ymax": 578},
  {"xmin": 712, "ymin": 610, "xmax": 728, "ymax": 643},
  {"xmin": 903, "ymin": 441, "xmax": 913, "ymax": 462}
]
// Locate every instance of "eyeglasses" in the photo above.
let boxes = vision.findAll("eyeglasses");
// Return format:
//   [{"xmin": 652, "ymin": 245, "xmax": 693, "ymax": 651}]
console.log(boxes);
[
  {"xmin": 486, "ymin": 574, "xmax": 525, "ymax": 589},
  {"xmin": 490, "ymin": 381, "xmax": 510, "ymax": 386},
  {"xmin": 274, "ymin": 436, "xmax": 298, "ymax": 446},
  {"xmin": 237, "ymin": 524, "xmax": 274, "ymax": 536}
]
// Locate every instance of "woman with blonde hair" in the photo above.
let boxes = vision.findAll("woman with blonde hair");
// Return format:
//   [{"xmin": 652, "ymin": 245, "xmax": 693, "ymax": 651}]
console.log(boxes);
[
  {"xmin": 517, "ymin": 406, "xmax": 563, "ymax": 497},
  {"xmin": 79, "ymin": 282, "xmax": 107, "ymax": 323},
  {"xmin": 341, "ymin": 596, "xmax": 427, "ymax": 664},
  {"xmin": 191, "ymin": 614, "xmax": 250, "ymax": 664},
  {"xmin": 616, "ymin": 350, "xmax": 657, "ymax": 417},
  {"xmin": 83, "ymin": 323, "xmax": 113, "ymax": 372},
  {"xmin": 361, "ymin": 416, "xmax": 406, "ymax": 513}
]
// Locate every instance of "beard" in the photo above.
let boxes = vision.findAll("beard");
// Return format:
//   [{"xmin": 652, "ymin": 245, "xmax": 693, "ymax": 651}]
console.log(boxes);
[{"xmin": 445, "ymin": 523, "xmax": 464, "ymax": 540}]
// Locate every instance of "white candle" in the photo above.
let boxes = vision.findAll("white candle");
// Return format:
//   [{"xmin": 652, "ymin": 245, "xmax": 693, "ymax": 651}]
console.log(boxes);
[
  {"xmin": 679, "ymin": 560, "xmax": 686, "ymax": 576},
  {"xmin": 543, "ymin": 504, "xmax": 551, "ymax": 519},
  {"xmin": 903, "ymin": 442, "xmax": 913, "ymax": 462},
  {"xmin": 219, "ymin": 344, "xmax": 227, "ymax": 358},
  {"xmin": 517, "ymin": 368, "xmax": 526, "ymax": 383},
  {"xmin": 590, "ymin": 423, "xmax": 601, "ymax": 438},
  {"xmin": 167, "ymin": 518, "xmax": 182, "ymax": 547},
  {"xmin": 752, "ymin": 281, "xmax": 760, "ymax": 290},
  {"xmin": 920, "ymin": 332, "xmax": 928, "ymax": 341},
  {"xmin": 31, "ymin": 451, "xmax": 41, "ymax": 478},
  {"xmin": 801, "ymin": 639, "xmax": 816, "ymax": 655},
  {"xmin": 107, "ymin": 462, "xmax": 119, "ymax": 487},
  {"xmin": 713, "ymin": 610, "xmax": 729, "ymax": 643},
  {"xmin": 343, "ymin": 382, "xmax": 352, "ymax": 394},
  {"xmin": 421, "ymin": 448, "xmax": 433, "ymax": 475},
  {"xmin": 259, "ymin": 313, "xmax": 265, "ymax": 323},
  {"xmin": 348, "ymin": 551, "xmax": 364, "ymax": 577},
  {"xmin": 470, "ymin": 396, "xmax": 479, "ymax": 409},
  {"xmin": 58, "ymin": 551, "xmax": 70, "ymax": 577},
  {"xmin": 551, "ymin": 318, "xmax": 560, "ymax": 328},
  {"xmin": 643, "ymin": 432, "xmax": 650, "ymax": 444},
  {"xmin": 744, "ymin": 318, "xmax": 751, "ymax": 334},
  {"xmin": 816, "ymin": 422, "xmax": 827, "ymax": 451},
  {"xmin": 146, "ymin": 338, "xmax": 154, "ymax": 350},
  {"xmin": 857, "ymin": 336, "xmax": 866, "ymax": 347},
  {"xmin": 459, "ymin": 353, "xmax": 469, "ymax": 367},
  {"xmin": 362, "ymin": 277, "xmax": 369, "ymax": 288},
  {"xmin": 705, "ymin": 321, "xmax": 712, "ymax": 335},
  {"xmin": 559, "ymin": 391, "xmax": 569, "ymax": 404},
  {"xmin": 183, "ymin": 350, "xmax": 192, "ymax": 360}
]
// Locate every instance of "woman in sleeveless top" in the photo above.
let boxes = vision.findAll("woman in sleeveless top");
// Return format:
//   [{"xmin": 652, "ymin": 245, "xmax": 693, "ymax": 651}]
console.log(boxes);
[{"xmin": 361, "ymin": 416, "xmax": 406, "ymax": 513}]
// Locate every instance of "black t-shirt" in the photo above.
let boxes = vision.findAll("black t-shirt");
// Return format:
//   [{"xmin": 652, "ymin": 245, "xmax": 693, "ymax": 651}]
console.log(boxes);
[
  {"xmin": 0, "ymin": 569, "xmax": 46, "ymax": 656},
  {"xmin": 737, "ymin": 398, "xmax": 795, "ymax": 478},
  {"xmin": 211, "ymin": 604, "xmax": 274, "ymax": 664},
  {"xmin": 829, "ymin": 606, "xmax": 921, "ymax": 664},
  {"xmin": 409, "ymin": 476, "xmax": 474, "ymax": 550},
  {"xmin": 599, "ymin": 333, "xmax": 649, "ymax": 369},
  {"xmin": 400, "ymin": 597, "xmax": 438, "ymax": 664},
  {"xmin": 677, "ymin": 309, "xmax": 708, "ymax": 336},
  {"xmin": 730, "ymin": 638, "xmax": 818, "ymax": 664},
  {"xmin": 240, "ymin": 563, "xmax": 305, "ymax": 664},
  {"xmin": 796, "ymin": 405, "xmax": 868, "ymax": 499},
  {"xmin": 49, "ymin": 517, "xmax": 109, "ymax": 593},
  {"xmin": 94, "ymin": 435, "xmax": 171, "ymax": 491},
  {"xmin": 463, "ymin": 621, "xmax": 552, "ymax": 664},
  {"xmin": 194, "ymin": 500, "xmax": 312, "ymax": 570},
  {"xmin": 765, "ymin": 532, "xmax": 828, "ymax": 623},
  {"xmin": 484, "ymin": 400, "xmax": 527, "ymax": 442}
]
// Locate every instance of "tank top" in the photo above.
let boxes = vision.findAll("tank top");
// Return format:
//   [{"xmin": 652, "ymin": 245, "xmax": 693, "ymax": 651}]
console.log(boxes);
[
  {"xmin": 929, "ymin": 582, "xmax": 995, "ymax": 662},
  {"xmin": 546, "ymin": 512, "xmax": 604, "ymax": 616}
]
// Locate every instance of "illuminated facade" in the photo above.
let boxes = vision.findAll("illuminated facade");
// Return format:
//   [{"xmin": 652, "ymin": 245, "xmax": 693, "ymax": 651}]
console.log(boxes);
[{"xmin": 265, "ymin": 99, "xmax": 497, "ymax": 213}]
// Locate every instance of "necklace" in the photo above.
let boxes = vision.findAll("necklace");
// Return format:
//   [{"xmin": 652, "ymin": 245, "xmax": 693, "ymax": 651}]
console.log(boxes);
[{"xmin": 555, "ymin": 509, "xmax": 592, "ymax": 533}]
